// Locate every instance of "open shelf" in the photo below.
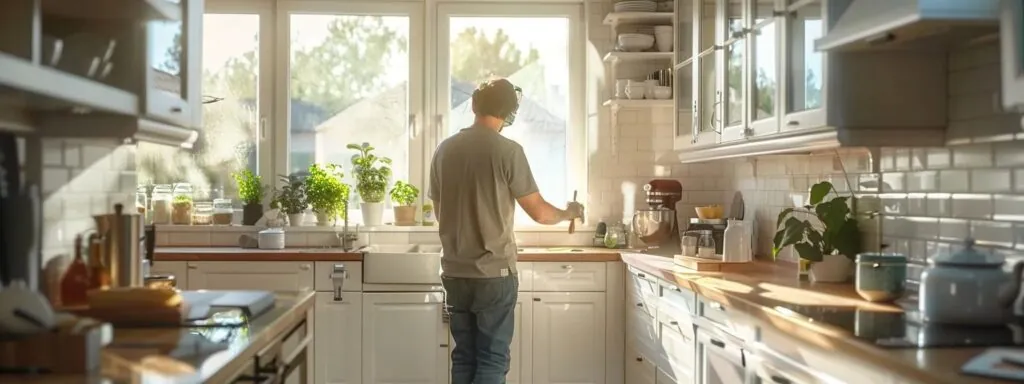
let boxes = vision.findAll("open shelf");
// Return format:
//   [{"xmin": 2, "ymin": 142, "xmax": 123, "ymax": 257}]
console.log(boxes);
[
  {"xmin": 603, "ymin": 12, "xmax": 673, "ymax": 27},
  {"xmin": 41, "ymin": 0, "xmax": 181, "ymax": 21},
  {"xmin": 603, "ymin": 99, "xmax": 674, "ymax": 108},
  {"xmin": 0, "ymin": 51, "xmax": 139, "ymax": 115},
  {"xmin": 603, "ymin": 51, "xmax": 674, "ymax": 63}
]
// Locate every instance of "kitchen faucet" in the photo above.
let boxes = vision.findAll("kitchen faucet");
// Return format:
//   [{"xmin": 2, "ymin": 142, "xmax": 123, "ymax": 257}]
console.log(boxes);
[{"xmin": 336, "ymin": 214, "xmax": 359, "ymax": 251}]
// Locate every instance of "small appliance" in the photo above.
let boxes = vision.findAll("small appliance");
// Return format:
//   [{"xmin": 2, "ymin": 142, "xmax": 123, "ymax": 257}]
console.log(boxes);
[
  {"xmin": 632, "ymin": 180, "xmax": 682, "ymax": 256},
  {"xmin": 684, "ymin": 218, "xmax": 727, "ymax": 256}
]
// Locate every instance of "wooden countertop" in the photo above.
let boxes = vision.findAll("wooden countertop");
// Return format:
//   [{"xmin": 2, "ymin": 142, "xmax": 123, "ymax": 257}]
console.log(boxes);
[
  {"xmin": 154, "ymin": 246, "xmax": 626, "ymax": 262},
  {"xmin": 6, "ymin": 291, "xmax": 315, "ymax": 384},
  {"xmin": 620, "ymin": 253, "xmax": 1007, "ymax": 384}
]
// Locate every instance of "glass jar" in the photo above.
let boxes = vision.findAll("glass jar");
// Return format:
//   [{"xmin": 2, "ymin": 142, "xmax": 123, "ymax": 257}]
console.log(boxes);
[
  {"xmin": 171, "ymin": 183, "xmax": 194, "ymax": 225},
  {"xmin": 192, "ymin": 201, "xmax": 213, "ymax": 225},
  {"xmin": 855, "ymin": 253, "xmax": 907, "ymax": 303},
  {"xmin": 213, "ymin": 198, "xmax": 234, "ymax": 225},
  {"xmin": 151, "ymin": 184, "xmax": 173, "ymax": 224},
  {"xmin": 697, "ymin": 230, "xmax": 717, "ymax": 259},
  {"xmin": 604, "ymin": 223, "xmax": 625, "ymax": 249},
  {"xmin": 681, "ymin": 230, "xmax": 700, "ymax": 257},
  {"xmin": 135, "ymin": 185, "xmax": 149, "ymax": 218}
]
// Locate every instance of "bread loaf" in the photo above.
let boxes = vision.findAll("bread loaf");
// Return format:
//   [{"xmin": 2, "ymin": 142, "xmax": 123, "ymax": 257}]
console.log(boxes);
[{"xmin": 87, "ymin": 287, "xmax": 182, "ymax": 309}]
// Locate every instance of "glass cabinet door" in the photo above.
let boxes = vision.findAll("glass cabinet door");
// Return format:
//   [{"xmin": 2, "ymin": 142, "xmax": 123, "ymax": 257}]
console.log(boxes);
[
  {"xmin": 721, "ymin": 0, "xmax": 745, "ymax": 136},
  {"xmin": 1001, "ymin": 0, "xmax": 1024, "ymax": 113},
  {"xmin": 146, "ymin": 0, "xmax": 203, "ymax": 128},
  {"xmin": 781, "ymin": 0, "xmax": 825, "ymax": 131},
  {"xmin": 747, "ymin": 0, "xmax": 780, "ymax": 137},
  {"xmin": 692, "ymin": 0, "xmax": 721, "ymax": 145}
]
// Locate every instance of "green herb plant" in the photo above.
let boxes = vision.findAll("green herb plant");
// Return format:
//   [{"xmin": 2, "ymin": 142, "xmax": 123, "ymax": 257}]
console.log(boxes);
[
  {"xmin": 172, "ymin": 194, "xmax": 193, "ymax": 204},
  {"xmin": 233, "ymin": 169, "xmax": 266, "ymax": 205},
  {"xmin": 389, "ymin": 180, "xmax": 419, "ymax": 206},
  {"xmin": 348, "ymin": 142, "xmax": 392, "ymax": 203},
  {"xmin": 305, "ymin": 163, "xmax": 350, "ymax": 220},
  {"xmin": 273, "ymin": 174, "xmax": 308, "ymax": 215},
  {"xmin": 772, "ymin": 181, "xmax": 862, "ymax": 263}
]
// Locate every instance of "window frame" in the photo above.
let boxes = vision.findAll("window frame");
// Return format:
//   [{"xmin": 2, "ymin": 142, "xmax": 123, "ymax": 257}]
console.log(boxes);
[{"xmin": 431, "ymin": 2, "xmax": 588, "ymax": 229}]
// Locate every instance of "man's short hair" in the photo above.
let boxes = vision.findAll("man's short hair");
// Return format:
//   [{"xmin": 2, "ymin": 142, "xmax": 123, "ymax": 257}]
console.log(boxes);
[{"xmin": 471, "ymin": 79, "xmax": 520, "ymax": 120}]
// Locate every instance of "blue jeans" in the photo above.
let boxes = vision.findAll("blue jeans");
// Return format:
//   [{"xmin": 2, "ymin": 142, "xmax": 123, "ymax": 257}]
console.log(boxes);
[{"xmin": 442, "ymin": 275, "xmax": 518, "ymax": 384}]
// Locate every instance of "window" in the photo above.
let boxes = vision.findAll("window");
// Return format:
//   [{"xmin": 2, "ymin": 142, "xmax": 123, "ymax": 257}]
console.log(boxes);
[
  {"xmin": 138, "ymin": 10, "xmax": 266, "ymax": 205},
  {"xmin": 142, "ymin": 0, "xmax": 584, "ymax": 228}
]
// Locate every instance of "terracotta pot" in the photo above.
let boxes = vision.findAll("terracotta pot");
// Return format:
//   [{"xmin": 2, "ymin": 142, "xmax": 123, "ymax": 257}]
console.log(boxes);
[
  {"xmin": 394, "ymin": 206, "xmax": 417, "ymax": 226},
  {"xmin": 242, "ymin": 203, "xmax": 263, "ymax": 226}
]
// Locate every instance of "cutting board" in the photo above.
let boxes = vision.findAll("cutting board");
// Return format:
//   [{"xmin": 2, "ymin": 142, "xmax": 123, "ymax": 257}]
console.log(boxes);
[{"xmin": 673, "ymin": 255, "xmax": 756, "ymax": 272}]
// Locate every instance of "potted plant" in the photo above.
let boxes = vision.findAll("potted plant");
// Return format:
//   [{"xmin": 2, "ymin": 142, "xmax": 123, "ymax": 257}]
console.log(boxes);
[
  {"xmin": 390, "ymin": 180, "xmax": 419, "ymax": 226},
  {"xmin": 171, "ymin": 194, "xmax": 193, "ymax": 225},
  {"xmin": 273, "ymin": 174, "xmax": 308, "ymax": 226},
  {"xmin": 233, "ymin": 170, "xmax": 266, "ymax": 225},
  {"xmin": 772, "ymin": 181, "xmax": 862, "ymax": 283},
  {"xmin": 305, "ymin": 163, "xmax": 350, "ymax": 226},
  {"xmin": 348, "ymin": 142, "xmax": 391, "ymax": 226}
]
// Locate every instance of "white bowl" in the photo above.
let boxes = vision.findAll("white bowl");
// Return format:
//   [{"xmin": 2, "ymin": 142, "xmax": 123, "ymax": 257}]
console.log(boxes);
[
  {"xmin": 652, "ymin": 86, "xmax": 672, "ymax": 99},
  {"xmin": 625, "ymin": 85, "xmax": 646, "ymax": 100},
  {"xmin": 618, "ymin": 34, "xmax": 655, "ymax": 52}
]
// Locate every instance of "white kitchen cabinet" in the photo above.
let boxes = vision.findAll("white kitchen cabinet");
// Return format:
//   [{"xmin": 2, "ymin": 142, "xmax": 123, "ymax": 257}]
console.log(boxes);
[
  {"xmin": 696, "ymin": 328, "xmax": 746, "ymax": 384},
  {"xmin": 185, "ymin": 261, "xmax": 314, "ymax": 291},
  {"xmin": 1001, "ymin": 0, "xmax": 1024, "ymax": 114},
  {"xmin": 140, "ymin": 0, "xmax": 204, "ymax": 128},
  {"xmin": 779, "ymin": 0, "xmax": 826, "ymax": 133},
  {"xmin": 532, "ymin": 292, "xmax": 607, "ymax": 384},
  {"xmin": 313, "ymin": 292, "xmax": 361, "ymax": 384},
  {"xmin": 508, "ymin": 292, "xmax": 534, "ymax": 384},
  {"xmin": 362, "ymin": 292, "xmax": 448, "ymax": 384},
  {"xmin": 625, "ymin": 342, "xmax": 657, "ymax": 384}
]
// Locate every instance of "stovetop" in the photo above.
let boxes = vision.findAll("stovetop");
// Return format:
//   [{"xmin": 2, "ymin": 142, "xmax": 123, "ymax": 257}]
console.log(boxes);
[{"xmin": 777, "ymin": 299, "xmax": 1024, "ymax": 349}]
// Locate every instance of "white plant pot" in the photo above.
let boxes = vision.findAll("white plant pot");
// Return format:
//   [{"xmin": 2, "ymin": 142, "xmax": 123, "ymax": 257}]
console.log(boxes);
[
  {"xmin": 809, "ymin": 254, "xmax": 853, "ymax": 283},
  {"xmin": 361, "ymin": 202, "xmax": 384, "ymax": 226},
  {"xmin": 288, "ymin": 213, "xmax": 305, "ymax": 227},
  {"xmin": 315, "ymin": 212, "xmax": 334, "ymax": 227}
]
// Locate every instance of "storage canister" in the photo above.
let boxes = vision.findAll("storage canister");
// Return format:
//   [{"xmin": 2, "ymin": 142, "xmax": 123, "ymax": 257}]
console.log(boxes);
[{"xmin": 855, "ymin": 253, "xmax": 907, "ymax": 303}]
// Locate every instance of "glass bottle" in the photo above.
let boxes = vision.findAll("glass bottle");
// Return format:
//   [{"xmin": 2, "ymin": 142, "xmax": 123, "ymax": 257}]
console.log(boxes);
[
  {"xmin": 604, "ymin": 223, "xmax": 625, "ymax": 249},
  {"xmin": 171, "ymin": 183, "xmax": 194, "ymax": 225},
  {"xmin": 213, "ymin": 198, "xmax": 234, "ymax": 225},
  {"xmin": 87, "ymin": 234, "xmax": 110, "ymax": 290},
  {"xmin": 60, "ymin": 235, "xmax": 90, "ymax": 306},
  {"xmin": 151, "ymin": 184, "xmax": 173, "ymax": 224}
]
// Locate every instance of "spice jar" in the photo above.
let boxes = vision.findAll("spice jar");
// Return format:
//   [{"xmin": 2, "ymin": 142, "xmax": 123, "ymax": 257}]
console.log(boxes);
[
  {"xmin": 151, "ymin": 184, "xmax": 173, "ymax": 224},
  {"xmin": 193, "ymin": 201, "xmax": 213, "ymax": 225},
  {"xmin": 213, "ymin": 198, "xmax": 234, "ymax": 225},
  {"xmin": 171, "ymin": 183, "xmax": 194, "ymax": 225}
]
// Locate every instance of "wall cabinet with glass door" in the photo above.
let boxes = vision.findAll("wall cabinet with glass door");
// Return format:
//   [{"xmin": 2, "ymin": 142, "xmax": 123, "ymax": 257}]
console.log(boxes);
[
  {"xmin": 674, "ymin": 0, "xmax": 722, "ymax": 150},
  {"xmin": 1000, "ymin": 0, "xmax": 1024, "ymax": 119}
]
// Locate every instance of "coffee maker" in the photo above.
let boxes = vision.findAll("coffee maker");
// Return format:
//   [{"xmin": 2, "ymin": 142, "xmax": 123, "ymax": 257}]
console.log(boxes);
[{"xmin": 632, "ymin": 180, "xmax": 682, "ymax": 256}]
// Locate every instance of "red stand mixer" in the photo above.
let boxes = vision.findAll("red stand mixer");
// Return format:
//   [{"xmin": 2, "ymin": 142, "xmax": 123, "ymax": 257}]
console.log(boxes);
[{"xmin": 632, "ymin": 179, "xmax": 682, "ymax": 256}]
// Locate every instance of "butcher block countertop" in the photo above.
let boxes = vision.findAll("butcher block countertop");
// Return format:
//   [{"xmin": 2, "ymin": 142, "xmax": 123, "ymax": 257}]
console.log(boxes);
[{"xmin": 153, "ymin": 246, "xmax": 626, "ymax": 262}]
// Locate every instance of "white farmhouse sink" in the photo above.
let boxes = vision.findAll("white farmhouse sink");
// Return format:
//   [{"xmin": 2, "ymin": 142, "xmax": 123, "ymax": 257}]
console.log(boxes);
[{"xmin": 363, "ymin": 244, "xmax": 443, "ymax": 285}]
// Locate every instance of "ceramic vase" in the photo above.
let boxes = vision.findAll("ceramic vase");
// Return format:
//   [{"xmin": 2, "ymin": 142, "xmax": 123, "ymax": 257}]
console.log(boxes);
[{"xmin": 809, "ymin": 254, "xmax": 853, "ymax": 283}]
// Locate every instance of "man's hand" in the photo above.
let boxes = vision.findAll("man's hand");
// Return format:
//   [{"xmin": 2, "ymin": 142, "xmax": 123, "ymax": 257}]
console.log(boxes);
[{"xmin": 566, "ymin": 201, "xmax": 585, "ymax": 224}]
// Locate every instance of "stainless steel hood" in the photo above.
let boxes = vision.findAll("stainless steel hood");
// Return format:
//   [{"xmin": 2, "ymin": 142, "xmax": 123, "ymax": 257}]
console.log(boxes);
[{"xmin": 815, "ymin": 0, "xmax": 999, "ymax": 51}]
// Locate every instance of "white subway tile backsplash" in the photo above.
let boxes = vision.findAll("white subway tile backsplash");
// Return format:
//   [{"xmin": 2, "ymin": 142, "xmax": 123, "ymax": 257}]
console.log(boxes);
[
  {"xmin": 939, "ymin": 218, "xmax": 970, "ymax": 241},
  {"xmin": 952, "ymin": 144, "xmax": 994, "ymax": 168},
  {"xmin": 971, "ymin": 221, "xmax": 1014, "ymax": 248},
  {"xmin": 995, "ymin": 142, "xmax": 1024, "ymax": 166},
  {"xmin": 971, "ymin": 169, "xmax": 1012, "ymax": 192},
  {"xmin": 906, "ymin": 171, "xmax": 939, "ymax": 191},
  {"xmin": 926, "ymin": 148, "xmax": 950, "ymax": 169},
  {"xmin": 927, "ymin": 194, "xmax": 951, "ymax": 217},
  {"xmin": 939, "ymin": 170, "xmax": 970, "ymax": 192},
  {"xmin": 951, "ymin": 194, "xmax": 993, "ymax": 219}
]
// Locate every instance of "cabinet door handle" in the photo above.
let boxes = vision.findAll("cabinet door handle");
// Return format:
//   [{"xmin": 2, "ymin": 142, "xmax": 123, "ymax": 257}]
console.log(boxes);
[
  {"xmin": 787, "ymin": 120, "xmax": 799, "ymax": 126},
  {"xmin": 300, "ymin": 264, "xmax": 311, "ymax": 271},
  {"xmin": 170, "ymin": 106, "xmax": 182, "ymax": 113},
  {"xmin": 533, "ymin": 297, "xmax": 541, "ymax": 302},
  {"xmin": 771, "ymin": 375, "xmax": 792, "ymax": 384},
  {"xmin": 710, "ymin": 338, "xmax": 726, "ymax": 349},
  {"xmin": 635, "ymin": 356, "xmax": 643, "ymax": 362},
  {"xmin": 434, "ymin": 114, "xmax": 444, "ymax": 148},
  {"xmin": 187, "ymin": 263, "xmax": 197, "ymax": 269},
  {"xmin": 670, "ymin": 320, "xmax": 678, "ymax": 325},
  {"xmin": 637, "ymin": 273, "xmax": 646, "ymax": 278},
  {"xmin": 636, "ymin": 303, "xmax": 643, "ymax": 308},
  {"xmin": 260, "ymin": 116, "xmax": 267, "ymax": 140},
  {"xmin": 561, "ymin": 265, "xmax": 573, "ymax": 270},
  {"xmin": 440, "ymin": 344, "xmax": 449, "ymax": 348},
  {"xmin": 709, "ymin": 301, "xmax": 724, "ymax": 311}
]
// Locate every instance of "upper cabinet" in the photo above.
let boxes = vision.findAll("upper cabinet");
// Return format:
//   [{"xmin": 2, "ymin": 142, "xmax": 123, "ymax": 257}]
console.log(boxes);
[
  {"xmin": 0, "ymin": 0, "xmax": 200, "ymax": 147},
  {"xmin": 672, "ymin": 0, "xmax": 1004, "ymax": 163},
  {"xmin": 1001, "ymin": 0, "xmax": 1024, "ymax": 117}
]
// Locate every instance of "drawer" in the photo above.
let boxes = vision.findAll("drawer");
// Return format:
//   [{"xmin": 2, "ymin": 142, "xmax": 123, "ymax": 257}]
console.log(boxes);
[
  {"xmin": 659, "ymin": 282, "xmax": 696, "ymax": 316},
  {"xmin": 698, "ymin": 295, "xmax": 730, "ymax": 326},
  {"xmin": 658, "ymin": 322, "xmax": 696, "ymax": 382},
  {"xmin": 626, "ymin": 304, "xmax": 659, "ymax": 354},
  {"xmin": 697, "ymin": 295, "xmax": 757, "ymax": 341},
  {"xmin": 531, "ymin": 262, "xmax": 606, "ymax": 291},
  {"xmin": 186, "ymin": 261, "xmax": 314, "ymax": 291},
  {"xmin": 313, "ymin": 262, "xmax": 363, "ymax": 292},
  {"xmin": 657, "ymin": 300, "xmax": 695, "ymax": 339},
  {"xmin": 627, "ymin": 278, "xmax": 659, "ymax": 319}
]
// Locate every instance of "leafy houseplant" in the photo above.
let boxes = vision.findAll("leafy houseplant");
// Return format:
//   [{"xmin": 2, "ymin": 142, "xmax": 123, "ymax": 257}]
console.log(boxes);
[
  {"xmin": 772, "ymin": 181, "xmax": 862, "ymax": 283},
  {"xmin": 390, "ymin": 180, "xmax": 420, "ymax": 226},
  {"xmin": 233, "ymin": 170, "xmax": 266, "ymax": 225},
  {"xmin": 171, "ymin": 194, "xmax": 193, "ymax": 225},
  {"xmin": 305, "ymin": 163, "xmax": 350, "ymax": 226},
  {"xmin": 273, "ymin": 174, "xmax": 308, "ymax": 226},
  {"xmin": 348, "ymin": 142, "xmax": 392, "ymax": 226}
]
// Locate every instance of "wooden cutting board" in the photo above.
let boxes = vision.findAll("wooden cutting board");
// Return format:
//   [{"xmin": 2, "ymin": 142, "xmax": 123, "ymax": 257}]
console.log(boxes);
[{"xmin": 673, "ymin": 255, "xmax": 756, "ymax": 272}]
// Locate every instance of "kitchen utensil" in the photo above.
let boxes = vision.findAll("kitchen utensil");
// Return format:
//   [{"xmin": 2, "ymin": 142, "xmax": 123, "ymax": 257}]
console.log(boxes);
[
  {"xmin": 855, "ymin": 253, "xmax": 907, "ymax": 302},
  {"xmin": 568, "ymin": 190, "xmax": 578, "ymax": 234},
  {"xmin": 695, "ymin": 205, "xmax": 724, "ymax": 219},
  {"xmin": 258, "ymin": 228, "xmax": 286, "ymax": 249},
  {"xmin": 0, "ymin": 279, "xmax": 56, "ymax": 335},
  {"xmin": 722, "ymin": 220, "xmax": 751, "ymax": 262},
  {"xmin": 652, "ymin": 86, "xmax": 672, "ymax": 99},
  {"xmin": 919, "ymin": 239, "xmax": 1024, "ymax": 325}
]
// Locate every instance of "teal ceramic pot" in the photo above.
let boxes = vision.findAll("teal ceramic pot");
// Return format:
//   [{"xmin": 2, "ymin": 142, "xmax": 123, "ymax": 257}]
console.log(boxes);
[{"xmin": 855, "ymin": 253, "xmax": 907, "ymax": 302}]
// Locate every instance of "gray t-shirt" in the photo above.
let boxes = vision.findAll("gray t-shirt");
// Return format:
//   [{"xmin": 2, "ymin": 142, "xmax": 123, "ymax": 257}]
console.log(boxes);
[{"xmin": 428, "ymin": 125, "xmax": 539, "ymax": 278}]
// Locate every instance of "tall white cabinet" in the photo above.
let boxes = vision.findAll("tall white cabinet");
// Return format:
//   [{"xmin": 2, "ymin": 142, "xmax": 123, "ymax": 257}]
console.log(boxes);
[{"xmin": 362, "ymin": 292, "xmax": 449, "ymax": 384}]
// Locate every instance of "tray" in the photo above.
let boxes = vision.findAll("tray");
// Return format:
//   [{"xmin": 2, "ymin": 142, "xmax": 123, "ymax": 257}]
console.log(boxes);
[{"xmin": 673, "ymin": 255, "xmax": 756, "ymax": 272}]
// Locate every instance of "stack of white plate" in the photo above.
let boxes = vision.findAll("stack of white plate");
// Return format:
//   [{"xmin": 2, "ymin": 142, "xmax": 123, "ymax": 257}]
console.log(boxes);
[{"xmin": 614, "ymin": 0, "xmax": 657, "ymax": 12}]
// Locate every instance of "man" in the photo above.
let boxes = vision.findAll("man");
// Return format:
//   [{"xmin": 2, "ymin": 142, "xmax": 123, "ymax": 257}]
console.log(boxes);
[{"xmin": 429, "ymin": 78, "xmax": 585, "ymax": 384}]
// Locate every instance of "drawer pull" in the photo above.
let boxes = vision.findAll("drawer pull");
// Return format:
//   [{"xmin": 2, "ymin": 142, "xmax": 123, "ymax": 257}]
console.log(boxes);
[
  {"xmin": 300, "ymin": 264, "xmax": 311, "ymax": 271},
  {"xmin": 533, "ymin": 297, "xmax": 541, "ymax": 302},
  {"xmin": 561, "ymin": 265, "xmax": 573, "ymax": 270},
  {"xmin": 635, "ymin": 356, "xmax": 643, "ymax": 362},
  {"xmin": 670, "ymin": 320, "xmax": 678, "ymax": 325},
  {"xmin": 709, "ymin": 301, "xmax": 724, "ymax": 311},
  {"xmin": 771, "ymin": 375, "xmax": 792, "ymax": 384},
  {"xmin": 637, "ymin": 273, "xmax": 646, "ymax": 278},
  {"xmin": 636, "ymin": 303, "xmax": 643, "ymax": 308},
  {"xmin": 440, "ymin": 344, "xmax": 449, "ymax": 348},
  {"xmin": 710, "ymin": 338, "xmax": 726, "ymax": 349},
  {"xmin": 672, "ymin": 286, "xmax": 681, "ymax": 292}
]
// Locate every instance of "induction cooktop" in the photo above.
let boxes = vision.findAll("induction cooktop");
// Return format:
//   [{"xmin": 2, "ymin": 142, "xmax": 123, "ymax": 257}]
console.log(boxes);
[{"xmin": 776, "ymin": 300, "xmax": 1024, "ymax": 349}]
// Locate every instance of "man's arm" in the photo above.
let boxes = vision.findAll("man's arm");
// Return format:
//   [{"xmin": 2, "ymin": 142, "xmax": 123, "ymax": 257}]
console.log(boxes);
[
  {"xmin": 516, "ymin": 192, "xmax": 572, "ymax": 225},
  {"xmin": 431, "ymin": 199, "xmax": 441, "ymax": 223}
]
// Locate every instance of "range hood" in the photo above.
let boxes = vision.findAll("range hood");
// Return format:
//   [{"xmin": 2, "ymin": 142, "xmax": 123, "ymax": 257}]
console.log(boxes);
[{"xmin": 815, "ymin": 0, "xmax": 1000, "ymax": 51}]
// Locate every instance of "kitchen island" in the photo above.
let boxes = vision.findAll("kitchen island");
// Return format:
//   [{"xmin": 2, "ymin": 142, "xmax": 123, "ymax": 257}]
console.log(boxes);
[{"xmin": 5, "ymin": 291, "xmax": 315, "ymax": 384}]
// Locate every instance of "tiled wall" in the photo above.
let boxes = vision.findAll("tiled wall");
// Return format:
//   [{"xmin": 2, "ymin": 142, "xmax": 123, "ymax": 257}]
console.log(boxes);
[{"xmin": 40, "ymin": 138, "xmax": 136, "ymax": 264}]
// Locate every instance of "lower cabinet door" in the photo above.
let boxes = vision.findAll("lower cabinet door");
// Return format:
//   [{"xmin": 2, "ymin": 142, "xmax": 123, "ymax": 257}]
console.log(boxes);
[
  {"xmin": 314, "ymin": 292, "xmax": 361, "ymax": 384},
  {"xmin": 696, "ymin": 328, "xmax": 746, "ymax": 384},
  {"xmin": 508, "ymin": 292, "xmax": 533, "ymax": 384},
  {"xmin": 624, "ymin": 343, "xmax": 657, "ymax": 384},
  {"xmin": 532, "ymin": 292, "xmax": 607, "ymax": 384},
  {"xmin": 362, "ymin": 292, "xmax": 448, "ymax": 383},
  {"xmin": 656, "ymin": 368, "xmax": 680, "ymax": 384}
]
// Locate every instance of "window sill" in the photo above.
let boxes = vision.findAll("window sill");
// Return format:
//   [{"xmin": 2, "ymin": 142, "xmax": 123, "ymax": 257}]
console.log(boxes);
[{"xmin": 155, "ymin": 223, "xmax": 597, "ymax": 233}]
